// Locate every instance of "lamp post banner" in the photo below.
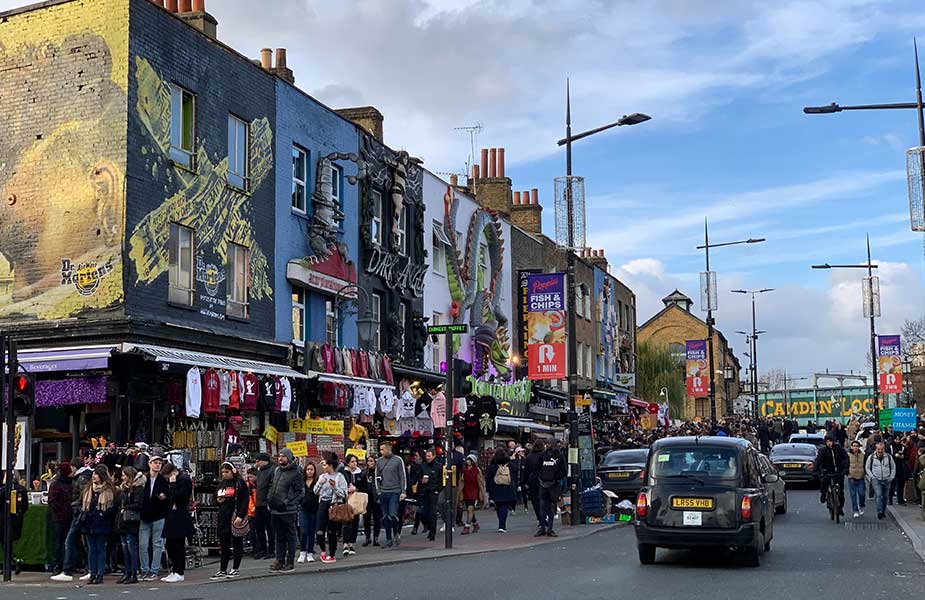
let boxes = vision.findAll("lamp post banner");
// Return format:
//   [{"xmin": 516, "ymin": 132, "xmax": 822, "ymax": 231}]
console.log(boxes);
[
  {"xmin": 685, "ymin": 340, "xmax": 708, "ymax": 396},
  {"xmin": 878, "ymin": 335, "xmax": 903, "ymax": 394},
  {"xmin": 526, "ymin": 273, "xmax": 566, "ymax": 380}
]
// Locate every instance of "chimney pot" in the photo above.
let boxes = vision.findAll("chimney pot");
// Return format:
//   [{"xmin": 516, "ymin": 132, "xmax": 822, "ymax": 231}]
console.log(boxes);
[
  {"xmin": 522, "ymin": 191, "xmax": 528, "ymax": 205},
  {"xmin": 472, "ymin": 164, "xmax": 480, "ymax": 180},
  {"xmin": 166, "ymin": 0, "xmax": 178, "ymax": 11},
  {"xmin": 178, "ymin": 0, "xmax": 191, "ymax": 12},
  {"xmin": 513, "ymin": 191, "xmax": 521, "ymax": 205},
  {"xmin": 260, "ymin": 48, "xmax": 272, "ymax": 70},
  {"xmin": 192, "ymin": 0, "xmax": 204, "ymax": 10},
  {"xmin": 151, "ymin": 0, "xmax": 165, "ymax": 7},
  {"xmin": 498, "ymin": 148, "xmax": 505, "ymax": 178},
  {"xmin": 275, "ymin": 48, "xmax": 287, "ymax": 69},
  {"xmin": 480, "ymin": 149, "xmax": 488, "ymax": 177},
  {"xmin": 531, "ymin": 188, "xmax": 539, "ymax": 205},
  {"xmin": 449, "ymin": 174, "xmax": 458, "ymax": 186},
  {"xmin": 488, "ymin": 148, "xmax": 497, "ymax": 178}
]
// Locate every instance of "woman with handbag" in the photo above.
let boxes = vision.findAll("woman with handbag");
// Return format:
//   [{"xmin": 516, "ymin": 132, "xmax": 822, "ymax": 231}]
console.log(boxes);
[
  {"xmin": 160, "ymin": 463, "xmax": 194, "ymax": 583},
  {"xmin": 362, "ymin": 456, "xmax": 382, "ymax": 547},
  {"xmin": 81, "ymin": 465, "xmax": 119, "ymax": 584},
  {"xmin": 116, "ymin": 466, "xmax": 145, "ymax": 584},
  {"xmin": 212, "ymin": 462, "xmax": 249, "ymax": 579},
  {"xmin": 313, "ymin": 453, "xmax": 348, "ymax": 564},
  {"xmin": 297, "ymin": 462, "xmax": 319, "ymax": 564},
  {"xmin": 342, "ymin": 454, "xmax": 365, "ymax": 556}
]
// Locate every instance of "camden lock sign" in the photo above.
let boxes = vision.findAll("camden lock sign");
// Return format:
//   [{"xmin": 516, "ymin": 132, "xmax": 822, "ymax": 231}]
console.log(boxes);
[
  {"xmin": 467, "ymin": 375, "xmax": 532, "ymax": 418},
  {"xmin": 365, "ymin": 247, "xmax": 426, "ymax": 297}
]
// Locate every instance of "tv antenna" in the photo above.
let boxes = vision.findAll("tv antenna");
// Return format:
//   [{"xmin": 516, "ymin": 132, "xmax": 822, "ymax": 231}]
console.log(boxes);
[{"xmin": 454, "ymin": 122, "xmax": 483, "ymax": 174}]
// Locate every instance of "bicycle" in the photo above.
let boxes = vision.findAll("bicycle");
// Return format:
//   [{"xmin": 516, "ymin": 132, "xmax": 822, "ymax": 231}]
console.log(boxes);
[{"xmin": 825, "ymin": 476, "xmax": 844, "ymax": 524}]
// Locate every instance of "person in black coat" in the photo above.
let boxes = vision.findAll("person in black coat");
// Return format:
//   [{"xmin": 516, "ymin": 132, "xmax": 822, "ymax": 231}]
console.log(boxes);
[
  {"xmin": 297, "ymin": 462, "xmax": 319, "ymax": 563},
  {"xmin": 486, "ymin": 448, "xmax": 520, "ymax": 532},
  {"xmin": 115, "ymin": 466, "xmax": 145, "ymax": 584},
  {"xmin": 160, "ymin": 463, "xmax": 193, "ymax": 583},
  {"xmin": 524, "ymin": 442, "xmax": 545, "ymax": 529},
  {"xmin": 80, "ymin": 466, "xmax": 119, "ymax": 584},
  {"xmin": 138, "ymin": 454, "xmax": 170, "ymax": 581},
  {"xmin": 47, "ymin": 463, "xmax": 74, "ymax": 576},
  {"xmin": 341, "ymin": 454, "xmax": 365, "ymax": 555},
  {"xmin": 361, "ymin": 456, "xmax": 382, "ymax": 547},
  {"xmin": 212, "ymin": 462, "xmax": 249, "ymax": 579}
]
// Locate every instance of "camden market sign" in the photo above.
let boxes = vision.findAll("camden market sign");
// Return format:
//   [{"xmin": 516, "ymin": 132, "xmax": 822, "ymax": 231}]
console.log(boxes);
[{"xmin": 467, "ymin": 376, "xmax": 532, "ymax": 417}]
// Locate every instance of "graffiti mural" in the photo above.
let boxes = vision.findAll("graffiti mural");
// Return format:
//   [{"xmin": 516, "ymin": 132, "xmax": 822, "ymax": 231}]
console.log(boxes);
[
  {"xmin": 128, "ymin": 57, "xmax": 273, "ymax": 300},
  {"xmin": 443, "ymin": 187, "xmax": 511, "ymax": 379}
]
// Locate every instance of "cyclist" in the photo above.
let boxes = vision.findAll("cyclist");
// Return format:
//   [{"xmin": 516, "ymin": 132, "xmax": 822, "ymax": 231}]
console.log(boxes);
[{"xmin": 815, "ymin": 435, "xmax": 848, "ymax": 516}]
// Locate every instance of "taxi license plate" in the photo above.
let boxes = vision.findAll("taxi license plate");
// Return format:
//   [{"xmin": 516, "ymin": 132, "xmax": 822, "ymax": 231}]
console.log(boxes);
[
  {"xmin": 608, "ymin": 472, "xmax": 631, "ymax": 479},
  {"xmin": 671, "ymin": 497, "xmax": 713, "ymax": 510},
  {"xmin": 783, "ymin": 463, "xmax": 803, "ymax": 469}
]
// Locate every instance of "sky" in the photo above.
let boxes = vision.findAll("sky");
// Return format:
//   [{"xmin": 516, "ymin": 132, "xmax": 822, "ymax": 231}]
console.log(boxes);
[{"xmin": 6, "ymin": 0, "xmax": 923, "ymax": 380}]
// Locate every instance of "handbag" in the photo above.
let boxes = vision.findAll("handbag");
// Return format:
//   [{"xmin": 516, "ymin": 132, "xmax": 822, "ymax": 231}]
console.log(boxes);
[
  {"xmin": 347, "ymin": 491, "xmax": 368, "ymax": 516},
  {"xmin": 121, "ymin": 508, "xmax": 140, "ymax": 524},
  {"xmin": 328, "ymin": 502, "xmax": 354, "ymax": 523},
  {"xmin": 231, "ymin": 516, "xmax": 251, "ymax": 538}
]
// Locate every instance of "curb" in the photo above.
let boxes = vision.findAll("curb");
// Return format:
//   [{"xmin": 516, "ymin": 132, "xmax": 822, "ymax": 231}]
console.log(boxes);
[
  {"xmin": 887, "ymin": 506, "xmax": 925, "ymax": 563},
  {"xmin": 3, "ymin": 523, "xmax": 624, "ymax": 587}
]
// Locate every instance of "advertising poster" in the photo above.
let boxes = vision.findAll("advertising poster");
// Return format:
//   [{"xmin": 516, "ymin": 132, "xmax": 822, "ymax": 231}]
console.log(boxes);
[
  {"xmin": 685, "ymin": 340, "xmax": 708, "ymax": 396},
  {"xmin": 878, "ymin": 335, "xmax": 903, "ymax": 394},
  {"xmin": 527, "ymin": 273, "xmax": 566, "ymax": 380},
  {"xmin": 518, "ymin": 270, "xmax": 541, "ymax": 372}
]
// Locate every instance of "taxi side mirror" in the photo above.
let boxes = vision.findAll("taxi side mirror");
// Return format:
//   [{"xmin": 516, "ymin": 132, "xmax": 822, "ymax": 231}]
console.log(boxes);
[{"xmin": 763, "ymin": 472, "xmax": 780, "ymax": 484}]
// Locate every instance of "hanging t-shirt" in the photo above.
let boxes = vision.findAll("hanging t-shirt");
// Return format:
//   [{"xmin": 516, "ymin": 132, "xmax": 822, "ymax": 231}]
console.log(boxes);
[
  {"xmin": 477, "ymin": 395, "xmax": 497, "ymax": 436},
  {"xmin": 185, "ymin": 368, "xmax": 202, "ymax": 418},
  {"xmin": 430, "ymin": 392, "xmax": 447, "ymax": 428},
  {"xmin": 396, "ymin": 390, "xmax": 417, "ymax": 419},
  {"xmin": 280, "ymin": 378, "xmax": 292, "ymax": 413},
  {"xmin": 219, "ymin": 371, "xmax": 232, "ymax": 407},
  {"xmin": 242, "ymin": 373, "xmax": 259, "ymax": 411},
  {"xmin": 415, "ymin": 393, "xmax": 432, "ymax": 418},
  {"xmin": 274, "ymin": 376, "xmax": 284, "ymax": 412},
  {"xmin": 378, "ymin": 388, "xmax": 396, "ymax": 416},
  {"xmin": 452, "ymin": 396, "xmax": 468, "ymax": 416},
  {"xmin": 228, "ymin": 371, "xmax": 240, "ymax": 410},
  {"xmin": 259, "ymin": 375, "xmax": 276, "ymax": 412},
  {"xmin": 201, "ymin": 369, "xmax": 221, "ymax": 415},
  {"xmin": 463, "ymin": 408, "xmax": 480, "ymax": 439}
]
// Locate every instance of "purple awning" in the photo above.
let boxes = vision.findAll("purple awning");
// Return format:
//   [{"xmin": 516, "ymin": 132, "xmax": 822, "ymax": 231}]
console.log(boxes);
[{"xmin": 6, "ymin": 346, "xmax": 114, "ymax": 374}]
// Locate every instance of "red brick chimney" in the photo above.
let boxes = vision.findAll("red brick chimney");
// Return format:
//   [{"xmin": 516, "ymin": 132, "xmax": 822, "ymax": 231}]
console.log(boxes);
[
  {"xmin": 176, "ymin": 0, "xmax": 217, "ymax": 39},
  {"xmin": 511, "ymin": 185, "xmax": 542, "ymax": 234},
  {"xmin": 470, "ymin": 147, "xmax": 512, "ymax": 216}
]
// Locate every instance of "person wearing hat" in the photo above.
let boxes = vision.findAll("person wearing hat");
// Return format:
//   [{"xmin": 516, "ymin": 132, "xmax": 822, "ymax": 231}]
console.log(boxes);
[
  {"xmin": 47, "ymin": 462, "xmax": 74, "ymax": 576},
  {"xmin": 253, "ymin": 452, "xmax": 276, "ymax": 560},
  {"xmin": 459, "ymin": 454, "xmax": 485, "ymax": 534},
  {"xmin": 267, "ymin": 448, "xmax": 303, "ymax": 572},
  {"xmin": 211, "ymin": 462, "xmax": 249, "ymax": 580},
  {"xmin": 138, "ymin": 451, "xmax": 170, "ymax": 581}
]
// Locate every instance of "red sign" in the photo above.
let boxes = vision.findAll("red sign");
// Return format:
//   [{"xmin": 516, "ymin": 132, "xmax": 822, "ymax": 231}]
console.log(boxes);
[
  {"xmin": 880, "ymin": 372, "xmax": 903, "ymax": 395},
  {"xmin": 527, "ymin": 341, "xmax": 566, "ymax": 380},
  {"xmin": 687, "ymin": 376, "xmax": 708, "ymax": 397}
]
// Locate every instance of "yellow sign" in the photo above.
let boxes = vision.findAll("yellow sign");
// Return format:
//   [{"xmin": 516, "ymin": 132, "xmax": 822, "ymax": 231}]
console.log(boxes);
[
  {"xmin": 286, "ymin": 441, "xmax": 308, "ymax": 457},
  {"xmin": 575, "ymin": 394, "xmax": 591, "ymax": 407},
  {"xmin": 346, "ymin": 448, "xmax": 367, "ymax": 461},
  {"xmin": 289, "ymin": 419, "xmax": 309, "ymax": 434},
  {"xmin": 263, "ymin": 425, "xmax": 279, "ymax": 445},
  {"xmin": 639, "ymin": 414, "xmax": 658, "ymax": 430},
  {"xmin": 300, "ymin": 419, "xmax": 345, "ymax": 436}
]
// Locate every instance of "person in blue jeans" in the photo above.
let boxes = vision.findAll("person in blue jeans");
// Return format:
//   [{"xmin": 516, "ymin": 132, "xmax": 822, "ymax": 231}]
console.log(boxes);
[
  {"xmin": 375, "ymin": 442, "xmax": 406, "ymax": 547},
  {"xmin": 80, "ymin": 466, "xmax": 118, "ymax": 584},
  {"xmin": 866, "ymin": 442, "xmax": 896, "ymax": 520},
  {"xmin": 298, "ymin": 462, "xmax": 319, "ymax": 563},
  {"xmin": 116, "ymin": 466, "xmax": 146, "ymax": 584},
  {"xmin": 139, "ymin": 453, "xmax": 170, "ymax": 581},
  {"xmin": 846, "ymin": 440, "xmax": 867, "ymax": 518}
]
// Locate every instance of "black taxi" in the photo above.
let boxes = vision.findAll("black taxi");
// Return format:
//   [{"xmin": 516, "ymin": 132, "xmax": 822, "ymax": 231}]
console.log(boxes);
[{"xmin": 634, "ymin": 436, "xmax": 776, "ymax": 567}]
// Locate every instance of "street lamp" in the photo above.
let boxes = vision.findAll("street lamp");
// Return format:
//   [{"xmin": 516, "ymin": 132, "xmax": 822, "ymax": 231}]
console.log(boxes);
[
  {"xmin": 731, "ymin": 288, "xmax": 775, "ymax": 422},
  {"xmin": 334, "ymin": 283, "xmax": 376, "ymax": 350},
  {"xmin": 811, "ymin": 235, "xmax": 881, "ymax": 422},
  {"xmin": 695, "ymin": 219, "xmax": 766, "ymax": 422},
  {"xmin": 559, "ymin": 79, "xmax": 650, "ymax": 525}
]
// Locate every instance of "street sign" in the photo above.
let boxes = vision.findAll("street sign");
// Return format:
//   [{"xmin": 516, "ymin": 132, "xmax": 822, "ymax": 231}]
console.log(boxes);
[
  {"xmin": 892, "ymin": 408, "xmax": 916, "ymax": 431},
  {"xmin": 427, "ymin": 323, "xmax": 468, "ymax": 335}
]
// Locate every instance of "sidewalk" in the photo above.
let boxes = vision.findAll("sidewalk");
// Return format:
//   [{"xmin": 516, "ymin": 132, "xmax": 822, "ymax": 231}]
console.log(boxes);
[
  {"xmin": 888, "ymin": 502, "xmax": 925, "ymax": 562},
  {"xmin": 5, "ymin": 509, "xmax": 622, "ymax": 588}
]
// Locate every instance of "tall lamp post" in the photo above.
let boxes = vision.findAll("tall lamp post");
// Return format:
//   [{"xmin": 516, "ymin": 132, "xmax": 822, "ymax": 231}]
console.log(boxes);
[
  {"xmin": 732, "ymin": 288, "xmax": 774, "ymax": 421},
  {"xmin": 811, "ymin": 236, "xmax": 881, "ymax": 423},
  {"xmin": 558, "ymin": 80, "xmax": 650, "ymax": 524},
  {"xmin": 696, "ymin": 219, "xmax": 765, "ymax": 421},
  {"xmin": 334, "ymin": 284, "xmax": 377, "ymax": 350}
]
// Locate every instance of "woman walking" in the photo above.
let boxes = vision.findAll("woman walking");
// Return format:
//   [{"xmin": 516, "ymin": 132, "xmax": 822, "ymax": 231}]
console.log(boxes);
[
  {"xmin": 313, "ymin": 453, "xmax": 348, "ymax": 564},
  {"xmin": 211, "ymin": 462, "xmax": 249, "ymax": 580},
  {"xmin": 460, "ymin": 454, "xmax": 485, "ymax": 534},
  {"xmin": 81, "ymin": 465, "xmax": 118, "ymax": 584},
  {"xmin": 362, "ymin": 456, "xmax": 382, "ymax": 547},
  {"xmin": 486, "ymin": 448, "xmax": 519, "ymax": 533},
  {"xmin": 47, "ymin": 462, "xmax": 74, "ymax": 577},
  {"xmin": 342, "ymin": 454, "xmax": 364, "ymax": 556},
  {"xmin": 116, "ymin": 466, "xmax": 145, "ymax": 584},
  {"xmin": 297, "ymin": 462, "xmax": 319, "ymax": 564},
  {"xmin": 161, "ymin": 463, "xmax": 194, "ymax": 583}
]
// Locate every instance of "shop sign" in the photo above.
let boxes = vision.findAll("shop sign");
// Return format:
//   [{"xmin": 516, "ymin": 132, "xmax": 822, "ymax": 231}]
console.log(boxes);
[
  {"xmin": 1, "ymin": 417, "xmax": 27, "ymax": 470},
  {"xmin": 615, "ymin": 373, "xmax": 636, "ymax": 387},
  {"xmin": 892, "ymin": 407, "xmax": 917, "ymax": 431},
  {"xmin": 878, "ymin": 335, "xmax": 903, "ymax": 394},
  {"xmin": 346, "ymin": 448, "xmax": 367, "ymax": 460},
  {"xmin": 263, "ymin": 424, "xmax": 279, "ymax": 445},
  {"xmin": 288, "ymin": 418, "xmax": 344, "ymax": 435},
  {"xmin": 518, "ymin": 270, "xmax": 541, "ymax": 368},
  {"xmin": 526, "ymin": 273, "xmax": 566, "ymax": 380},
  {"xmin": 575, "ymin": 394, "xmax": 591, "ymax": 407},
  {"xmin": 468, "ymin": 375, "xmax": 532, "ymax": 417},
  {"xmin": 428, "ymin": 323, "xmax": 468, "ymax": 335},
  {"xmin": 685, "ymin": 340, "xmax": 708, "ymax": 396},
  {"xmin": 286, "ymin": 441, "xmax": 308, "ymax": 457},
  {"xmin": 60, "ymin": 258, "xmax": 114, "ymax": 297},
  {"xmin": 365, "ymin": 247, "xmax": 427, "ymax": 296}
]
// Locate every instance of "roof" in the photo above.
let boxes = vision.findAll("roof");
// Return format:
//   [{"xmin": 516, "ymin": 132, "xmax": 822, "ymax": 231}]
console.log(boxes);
[
  {"xmin": 637, "ymin": 303, "xmax": 735, "ymax": 352},
  {"xmin": 662, "ymin": 289, "xmax": 692, "ymax": 304},
  {"xmin": 651, "ymin": 436, "xmax": 752, "ymax": 449}
]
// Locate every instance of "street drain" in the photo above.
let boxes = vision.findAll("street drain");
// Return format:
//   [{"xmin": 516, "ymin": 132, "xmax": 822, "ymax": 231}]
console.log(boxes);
[{"xmin": 843, "ymin": 522, "xmax": 891, "ymax": 530}]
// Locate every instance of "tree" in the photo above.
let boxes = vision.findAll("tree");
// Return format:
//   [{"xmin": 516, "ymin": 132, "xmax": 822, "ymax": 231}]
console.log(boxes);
[{"xmin": 635, "ymin": 341, "xmax": 686, "ymax": 418}]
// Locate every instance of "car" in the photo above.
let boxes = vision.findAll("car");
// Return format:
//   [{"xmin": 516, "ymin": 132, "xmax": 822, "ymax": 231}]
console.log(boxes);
[
  {"xmin": 757, "ymin": 454, "xmax": 787, "ymax": 514},
  {"xmin": 787, "ymin": 433, "xmax": 826, "ymax": 447},
  {"xmin": 598, "ymin": 449, "xmax": 649, "ymax": 500},
  {"xmin": 769, "ymin": 443, "xmax": 818, "ymax": 484},
  {"xmin": 634, "ymin": 436, "xmax": 776, "ymax": 567}
]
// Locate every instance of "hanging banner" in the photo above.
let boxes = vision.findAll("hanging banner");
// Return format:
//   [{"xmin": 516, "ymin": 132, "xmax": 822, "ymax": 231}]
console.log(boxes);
[
  {"xmin": 685, "ymin": 340, "xmax": 708, "ymax": 396},
  {"xmin": 878, "ymin": 335, "xmax": 903, "ymax": 394},
  {"xmin": 286, "ymin": 441, "xmax": 308, "ymax": 457},
  {"xmin": 527, "ymin": 273, "xmax": 567, "ymax": 380}
]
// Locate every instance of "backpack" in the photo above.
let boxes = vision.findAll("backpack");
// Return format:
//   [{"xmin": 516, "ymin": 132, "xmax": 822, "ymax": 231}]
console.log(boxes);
[{"xmin": 494, "ymin": 464, "xmax": 511, "ymax": 486}]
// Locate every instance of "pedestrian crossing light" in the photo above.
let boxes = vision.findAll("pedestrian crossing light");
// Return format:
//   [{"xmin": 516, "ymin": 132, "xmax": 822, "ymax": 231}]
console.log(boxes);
[{"xmin": 12, "ymin": 372, "xmax": 34, "ymax": 416}]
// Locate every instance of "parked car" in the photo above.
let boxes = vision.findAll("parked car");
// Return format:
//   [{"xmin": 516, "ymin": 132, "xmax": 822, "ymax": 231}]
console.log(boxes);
[
  {"xmin": 634, "ymin": 436, "xmax": 776, "ymax": 567},
  {"xmin": 598, "ymin": 449, "xmax": 649, "ymax": 500},
  {"xmin": 757, "ymin": 453, "xmax": 787, "ymax": 514},
  {"xmin": 769, "ymin": 443, "xmax": 819, "ymax": 485}
]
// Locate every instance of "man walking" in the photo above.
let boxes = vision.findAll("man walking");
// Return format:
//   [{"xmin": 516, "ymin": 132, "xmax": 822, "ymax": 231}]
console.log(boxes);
[
  {"xmin": 846, "ymin": 440, "xmax": 866, "ymax": 518},
  {"xmin": 139, "ymin": 452, "xmax": 170, "ymax": 581},
  {"xmin": 267, "ymin": 448, "xmax": 302, "ymax": 572},
  {"xmin": 419, "ymin": 449, "xmax": 443, "ymax": 542},
  {"xmin": 375, "ymin": 442, "xmax": 406, "ymax": 548},
  {"xmin": 866, "ymin": 442, "xmax": 896, "ymax": 520},
  {"xmin": 253, "ymin": 453, "xmax": 275, "ymax": 559},
  {"xmin": 536, "ymin": 444, "xmax": 566, "ymax": 537}
]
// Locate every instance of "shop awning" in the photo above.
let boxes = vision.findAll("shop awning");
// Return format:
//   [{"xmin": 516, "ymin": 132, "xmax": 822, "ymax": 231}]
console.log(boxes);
[
  {"xmin": 392, "ymin": 363, "xmax": 446, "ymax": 386},
  {"xmin": 496, "ymin": 416, "xmax": 564, "ymax": 433},
  {"xmin": 121, "ymin": 343, "xmax": 307, "ymax": 379},
  {"xmin": 629, "ymin": 397, "xmax": 649, "ymax": 408},
  {"xmin": 307, "ymin": 370, "xmax": 394, "ymax": 390},
  {"xmin": 6, "ymin": 345, "xmax": 116, "ymax": 373}
]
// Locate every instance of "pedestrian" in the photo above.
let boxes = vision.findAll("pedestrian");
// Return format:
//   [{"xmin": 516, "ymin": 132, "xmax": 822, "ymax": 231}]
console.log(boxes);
[
  {"xmin": 314, "ymin": 453, "xmax": 348, "ymax": 564},
  {"xmin": 486, "ymin": 448, "xmax": 519, "ymax": 533},
  {"xmin": 160, "ymin": 463, "xmax": 193, "ymax": 583},
  {"xmin": 375, "ymin": 442, "xmax": 406, "ymax": 548},
  {"xmin": 267, "ymin": 448, "xmax": 302, "ymax": 573},
  {"xmin": 460, "ymin": 454, "xmax": 485, "ymax": 534},
  {"xmin": 536, "ymin": 444, "xmax": 566, "ymax": 537},
  {"xmin": 361, "ymin": 456, "xmax": 382, "ymax": 547},
  {"xmin": 757, "ymin": 421, "xmax": 770, "ymax": 454},
  {"xmin": 47, "ymin": 462, "xmax": 74, "ymax": 577},
  {"xmin": 211, "ymin": 462, "xmax": 249, "ymax": 580},
  {"xmin": 524, "ymin": 442, "xmax": 545, "ymax": 530},
  {"xmin": 115, "ymin": 466, "xmax": 144, "ymax": 584},
  {"xmin": 846, "ymin": 440, "xmax": 866, "ymax": 518},
  {"xmin": 253, "ymin": 453, "xmax": 275, "ymax": 560},
  {"xmin": 866, "ymin": 442, "xmax": 896, "ymax": 520},
  {"xmin": 51, "ymin": 458, "xmax": 92, "ymax": 582},
  {"xmin": 407, "ymin": 452, "xmax": 424, "ymax": 535},
  {"xmin": 419, "ymin": 449, "xmax": 443, "ymax": 541},
  {"xmin": 138, "ymin": 452, "xmax": 169, "ymax": 582},
  {"xmin": 81, "ymin": 465, "xmax": 118, "ymax": 585},
  {"xmin": 891, "ymin": 435, "xmax": 908, "ymax": 505},
  {"xmin": 297, "ymin": 461, "xmax": 319, "ymax": 564}
]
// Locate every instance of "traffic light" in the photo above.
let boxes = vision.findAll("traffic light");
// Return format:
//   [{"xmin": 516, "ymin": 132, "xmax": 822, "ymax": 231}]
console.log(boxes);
[
  {"xmin": 453, "ymin": 359, "xmax": 473, "ymax": 396},
  {"xmin": 12, "ymin": 372, "xmax": 34, "ymax": 416}
]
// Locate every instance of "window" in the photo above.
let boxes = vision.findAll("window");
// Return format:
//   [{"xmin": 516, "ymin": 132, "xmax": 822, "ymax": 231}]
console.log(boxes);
[
  {"xmin": 371, "ymin": 191, "xmax": 383, "ymax": 247},
  {"xmin": 168, "ymin": 223, "xmax": 194, "ymax": 306},
  {"xmin": 170, "ymin": 84, "xmax": 195, "ymax": 168},
  {"xmin": 577, "ymin": 343, "xmax": 584, "ymax": 377},
  {"xmin": 227, "ymin": 114, "xmax": 249, "ymax": 190},
  {"xmin": 618, "ymin": 300, "xmax": 624, "ymax": 329},
  {"xmin": 586, "ymin": 345, "xmax": 593, "ymax": 380},
  {"xmin": 398, "ymin": 302, "xmax": 407, "ymax": 354},
  {"xmin": 432, "ymin": 222, "xmax": 448, "ymax": 276},
  {"xmin": 576, "ymin": 287, "xmax": 585, "ymax": 318},
  {"xmin": 396, "ymin": 203, "xmax": 407, "ymax": 255},
  {"xmin": 325, "ymin": 297, "xmax": 339, "ymax": 346},
  {"xmin": 291, "ymin": 146, "xmax": 307, "ymax": 213},
  {"xmin": 431, "ymin": 312, "xmax": 443, "ymax": 370},
  {"xmin": 370, "ymin": 293, "xmax": 382, "ymax": 351},
  {"xmin": 226, "ymin": 243, "xmax": 250, "ymax": 319},
  {"xmin": 330, "ymin": 164, "xmax": 342, "ymax": 210},
  {"xmin": 582, "ymin": 286, "xmax": 591, "ymax": 319},
  {"xmin": 292, "ymin": 288, "xmax": 305, "ymax": 344}
]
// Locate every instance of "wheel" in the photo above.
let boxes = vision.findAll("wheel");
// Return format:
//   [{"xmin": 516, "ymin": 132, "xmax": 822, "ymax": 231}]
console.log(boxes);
[
  {"xmin": 828, "ymin": 496, "xmax": 835, "ymax": 521},
  {"xmin": 775, "ymin": 492, "xmax": 788, "ymax": 515},
  {"xmin": 637, "ymin": 544, "xmax": 656, "ymax": 565},
  {"xmin": 744, "ymin": 534, "xmax": 762, "ymax": 567}
]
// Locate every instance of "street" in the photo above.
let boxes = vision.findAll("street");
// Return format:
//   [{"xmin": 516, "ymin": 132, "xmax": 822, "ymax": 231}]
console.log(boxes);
[{"xmin": 8, "ymin": 489, "xmax": 922, "ymax": 600}]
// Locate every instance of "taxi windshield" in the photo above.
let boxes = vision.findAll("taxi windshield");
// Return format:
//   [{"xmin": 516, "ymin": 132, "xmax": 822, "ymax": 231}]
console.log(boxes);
[{"xmin": 650, "ymin": 447, "xmax": 740, "ymax": 480}]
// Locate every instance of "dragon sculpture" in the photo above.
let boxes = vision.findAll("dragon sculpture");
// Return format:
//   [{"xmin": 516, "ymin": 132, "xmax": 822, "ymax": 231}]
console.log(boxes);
[
  {"xmin": 306, "ymin": 151, "xmax": 365, "ymax": 261},
  {"xmin": 442, "ymin": 186, "xmax": 511, "ymax": 379}
]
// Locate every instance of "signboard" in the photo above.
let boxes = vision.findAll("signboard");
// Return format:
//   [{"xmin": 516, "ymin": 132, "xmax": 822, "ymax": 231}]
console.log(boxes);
[
  {"xmin": 892, "ymin": 408, "xmax": 916, "ymax": 431},
  {"xmin": 427, "ymin": 323, "xmax": 468, "ymax": 335},
  {"xmin": 639, "ymin": 414, "xmax": 659, "ymax": 430},
  {"xmin": 263, "ymin": 424, "xmax": 279, "ymax": 445},
  {"xmin": 879, "ymin": 407, "xmax": 893, "ymax": 430},
  {"xmin": 615, "ymin": 373, "xmax": 636, "ymax": 387},
  {"xmin": 1, "ymin": 417, "xmax": 27, "ymax": 471},
  {"xmin": 878, "ymin": 335, "xmax": 903, "ymax": 394},
  {"xmin": 473, "ymin": 376, "xmax": 532, "ymax": 417},
  {"xmin": 527, "ymin": 273, "xmax": 567, "ymax": 380},
  {"xmin": 286, "ymin": 441, "xmax": 308, "ymax": 457},
  {"xmin": 758, "ymin": 386, "xmax": 878, "ymax": 423},
  {"xmin": 346, "ymin": 448, "xmax": 367, "ymax": 461},
  {"xmin": 685, "ymin": 340, "xmax": 708, "ymax": 396},
  {"xmin": 575, "ymin": 394, "xmax": 591, "ymax": 407}
]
